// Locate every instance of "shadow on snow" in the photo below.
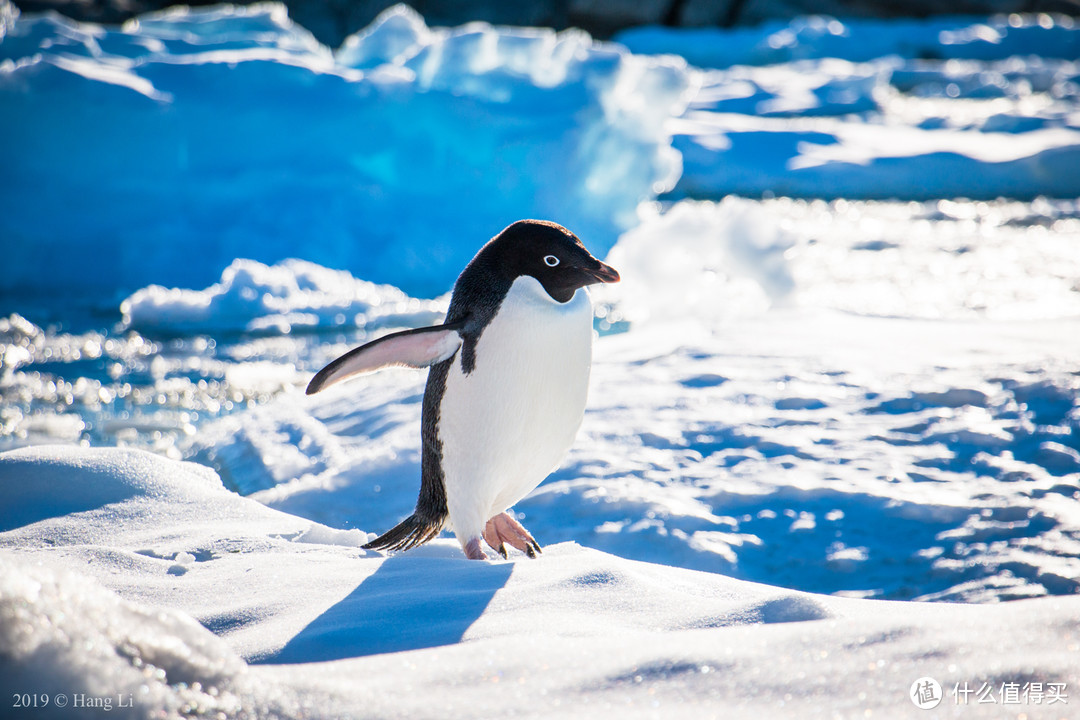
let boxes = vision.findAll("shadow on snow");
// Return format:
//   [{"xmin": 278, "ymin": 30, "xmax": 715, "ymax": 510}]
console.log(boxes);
[{"xmin": 257, "ymin": 548, "xmax": 512, "ymax": 663}]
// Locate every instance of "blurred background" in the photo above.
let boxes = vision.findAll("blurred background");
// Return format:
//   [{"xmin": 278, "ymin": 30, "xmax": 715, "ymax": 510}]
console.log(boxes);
[{"xmin": 14, "ymin": 0, "xmax": 1080, "ymax": 47}]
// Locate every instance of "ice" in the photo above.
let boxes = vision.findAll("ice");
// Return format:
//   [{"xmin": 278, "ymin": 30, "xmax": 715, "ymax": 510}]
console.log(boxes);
[
  {"xmin": 1, "ymin": 258, "xmax": 444, "ymax": 456},
  {"xmin": 120, "ymin": 258, "xmax": 448, "ymax": 335},
  {"xmin": 616, "ymin": 14, "xmax": 1080, "ymax": 68},
  {"xmin": 595, "ymin": 198, "xmax": 796, "ymax": 328},
  {"xmin": 672, "ymin": 108, "xmax": 1080, "ymax": 200},
  {"xmin": 3, "ymin": 446, "xmax": 1080, "ymax": 718},
  {"xmin": 335, "ymin": 5, "xmax": 432, "ymax": 69},
  {"xmin": 0, "ymin": 1, "xmax": 691, "ymax": 300},
  {"xmin": 618, "ymin": 16, "xmax": 1080, "ymax": 200}
]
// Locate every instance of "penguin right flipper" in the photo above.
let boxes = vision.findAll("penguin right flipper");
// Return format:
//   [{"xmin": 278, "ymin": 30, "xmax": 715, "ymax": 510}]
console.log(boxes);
[{"xmin": 306, "ymin": 322, "xmax": 465, "ymax": 395}]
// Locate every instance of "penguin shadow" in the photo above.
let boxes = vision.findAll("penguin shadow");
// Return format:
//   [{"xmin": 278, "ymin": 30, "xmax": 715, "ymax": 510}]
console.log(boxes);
[{"xmin": 261, "ymin": 544, "xmax": 512, "ymax": 664}]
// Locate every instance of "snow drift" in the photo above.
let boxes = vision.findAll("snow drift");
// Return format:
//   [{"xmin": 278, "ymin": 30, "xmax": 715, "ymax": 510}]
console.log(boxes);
[{"xmin": 2, "ymin": 446, "xmax": 1079, "ymax": 719}]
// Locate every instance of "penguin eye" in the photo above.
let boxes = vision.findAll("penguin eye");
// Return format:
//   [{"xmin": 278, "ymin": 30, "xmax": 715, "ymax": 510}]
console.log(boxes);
[{"xmin": 543, "ymin": 255, "xmax": 560, "ymax": 267}]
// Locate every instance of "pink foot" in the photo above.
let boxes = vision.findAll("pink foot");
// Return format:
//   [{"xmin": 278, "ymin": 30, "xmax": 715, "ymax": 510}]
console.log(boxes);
[
  {"xmin": 463, "ymin": 537, "xmax": 487, "ymax": 560},
  {"xmin": 482, "ymin": 512, "xmax": 542, "ymax": 559}
]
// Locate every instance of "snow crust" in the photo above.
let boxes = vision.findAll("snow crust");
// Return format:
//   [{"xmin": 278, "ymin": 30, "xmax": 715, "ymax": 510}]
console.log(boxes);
[
  {"xmin": 3, "ymin": 446, "xmax": 1079, "ymax": 718},
  {"xmin": 0, "ymin": 557, "xmax": 256, "ymax": 719}
]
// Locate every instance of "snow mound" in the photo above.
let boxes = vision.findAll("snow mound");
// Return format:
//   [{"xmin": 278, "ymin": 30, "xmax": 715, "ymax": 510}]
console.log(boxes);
[
  {"xmin": 0, "ymin": 557, "xmax": 254, "ymax": 720},
  {"xmin": 3, "ymin": 445, "xmax": 1080, "ymax": 718},
  {"xmin": 0, "ymin": 445, "xmax": 212, "ymax": 531},
  {"xmin": 0, "ymin": 1, "xmax": 692, "ymax": 298},
  {"xmin": 121, "ymin": 257, "xmax": 447, "ymax": 335}
]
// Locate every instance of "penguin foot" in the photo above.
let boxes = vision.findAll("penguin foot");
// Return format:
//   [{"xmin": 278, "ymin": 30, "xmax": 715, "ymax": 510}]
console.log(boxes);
[
  {"xmin": 463, "ymin": 537, "xmax": 487, "ymax": 560},
  {"xmin": 483, "ymin": 512, "xmax": 542, "ymax": 559}
]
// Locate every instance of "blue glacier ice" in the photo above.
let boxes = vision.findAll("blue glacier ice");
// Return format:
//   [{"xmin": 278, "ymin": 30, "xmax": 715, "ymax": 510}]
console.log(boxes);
[
  {"xmin": 4, "ymin": 4, "xmax": 1079, "ymax": 302},
  {"xmin": 0, "ymin": 2, "xmax": 690, "ymax": 299}
]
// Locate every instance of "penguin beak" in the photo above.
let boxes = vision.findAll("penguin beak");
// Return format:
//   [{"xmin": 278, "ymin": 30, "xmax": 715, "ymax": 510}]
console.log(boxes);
[{"xmin": 583, "ymin": 261, "xmax": 620, "ymax": 284}]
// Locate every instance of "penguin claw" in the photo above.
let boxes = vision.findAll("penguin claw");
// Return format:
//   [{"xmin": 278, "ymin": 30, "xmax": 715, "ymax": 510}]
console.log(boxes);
[
  {"xmin": 482, "ymin": 524, "xmax": 502, "ymax": 558},
  {"xmin": 483, "ymin": 511, "xmax": 542, "ymax": 559}
]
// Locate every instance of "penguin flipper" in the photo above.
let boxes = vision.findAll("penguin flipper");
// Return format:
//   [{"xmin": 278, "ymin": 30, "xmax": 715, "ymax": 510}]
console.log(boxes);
[
  {"xmin": 306, "ymin": 322, "xmax": 464, "ymax": 395},
  {"xmin": 362, "ymin": 512, "xmax": 446, "ymax": 553}
]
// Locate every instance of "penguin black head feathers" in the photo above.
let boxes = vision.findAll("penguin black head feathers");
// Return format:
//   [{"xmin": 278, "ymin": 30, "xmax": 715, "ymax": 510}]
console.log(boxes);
[{"xmin": 467, "ymin": 220, "xmax": 620, "ymax": 304}]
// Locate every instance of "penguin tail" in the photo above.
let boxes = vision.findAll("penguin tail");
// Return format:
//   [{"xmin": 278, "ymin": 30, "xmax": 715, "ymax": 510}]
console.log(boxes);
[{"xmin": 362, "ymin": 512, "xmax": 446, "ymax": 553}]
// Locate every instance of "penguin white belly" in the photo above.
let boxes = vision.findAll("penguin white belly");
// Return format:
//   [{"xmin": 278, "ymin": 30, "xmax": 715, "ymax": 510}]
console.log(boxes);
[{"xmin": 439, "ymin": 276, "xmax": 593, "ymax": 539}]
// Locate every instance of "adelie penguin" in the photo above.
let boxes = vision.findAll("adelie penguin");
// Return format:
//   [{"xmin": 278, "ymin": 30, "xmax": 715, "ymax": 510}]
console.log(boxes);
[{"xmin": 306, "ymin": 220, "xmax": 620, "ymax": 560}]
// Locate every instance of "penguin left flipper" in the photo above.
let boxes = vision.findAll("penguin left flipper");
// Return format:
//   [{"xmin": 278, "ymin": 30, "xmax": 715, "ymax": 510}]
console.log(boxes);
[{"xmin": 306, "ymin": 322, "xmax": 465, "ymax": 395}]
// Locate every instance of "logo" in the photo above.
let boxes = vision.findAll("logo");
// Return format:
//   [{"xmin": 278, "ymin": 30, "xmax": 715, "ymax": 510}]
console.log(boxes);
[{"xmin": 910, "ymin": 677, "xmax": 943, "ymax": 709}]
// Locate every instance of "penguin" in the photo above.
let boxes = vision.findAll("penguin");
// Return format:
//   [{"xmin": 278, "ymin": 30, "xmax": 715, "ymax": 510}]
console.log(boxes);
[{"xmin": 306, "ymin": 220, "xmax": 620, "ymax": 560}]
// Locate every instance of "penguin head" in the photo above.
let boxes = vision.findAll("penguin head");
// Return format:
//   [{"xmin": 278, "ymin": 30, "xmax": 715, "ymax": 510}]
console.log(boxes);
[{"xmin": 488, "ymin": 220, "xmax": 620, "ymax": 303}]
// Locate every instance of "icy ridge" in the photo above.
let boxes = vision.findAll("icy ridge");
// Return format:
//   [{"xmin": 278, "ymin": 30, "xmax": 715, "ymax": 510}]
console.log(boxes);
[
  {"xmin": 120, "ymin": 257, "xmax": 448, "ymax": 335},
  {"xmin": 0, "ymin": 2, "xmax": 692, "ymax": 298}
]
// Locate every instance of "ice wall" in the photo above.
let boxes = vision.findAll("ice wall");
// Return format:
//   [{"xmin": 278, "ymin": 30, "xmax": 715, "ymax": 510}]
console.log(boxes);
[{"xmin": 0, "ymin": 2, "xmax": 691, "ymax": 299}]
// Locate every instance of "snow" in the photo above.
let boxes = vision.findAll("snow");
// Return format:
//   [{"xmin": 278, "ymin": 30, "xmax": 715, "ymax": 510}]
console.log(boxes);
[
  {"xmin": 1, "ymin": 557, "xmax": 254, "ymax": 718},
  {"xmin": 598, "ymin": 196, "xmax": 1080, "ymax": 325},
  {"xmin": 618, "ymin": 15, "xmax": 1080, "ymax": 200},
  {"xmin": 189, "ymin": 302, "xmax": 1080, "ymax": 604},
  {"xmin": 2, "ymin": 3, "xmax": 1080, "ymax": 716},
  {"xmin": 3, "ymin": 447, "xmax": 1080, "ymax": 718}
]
